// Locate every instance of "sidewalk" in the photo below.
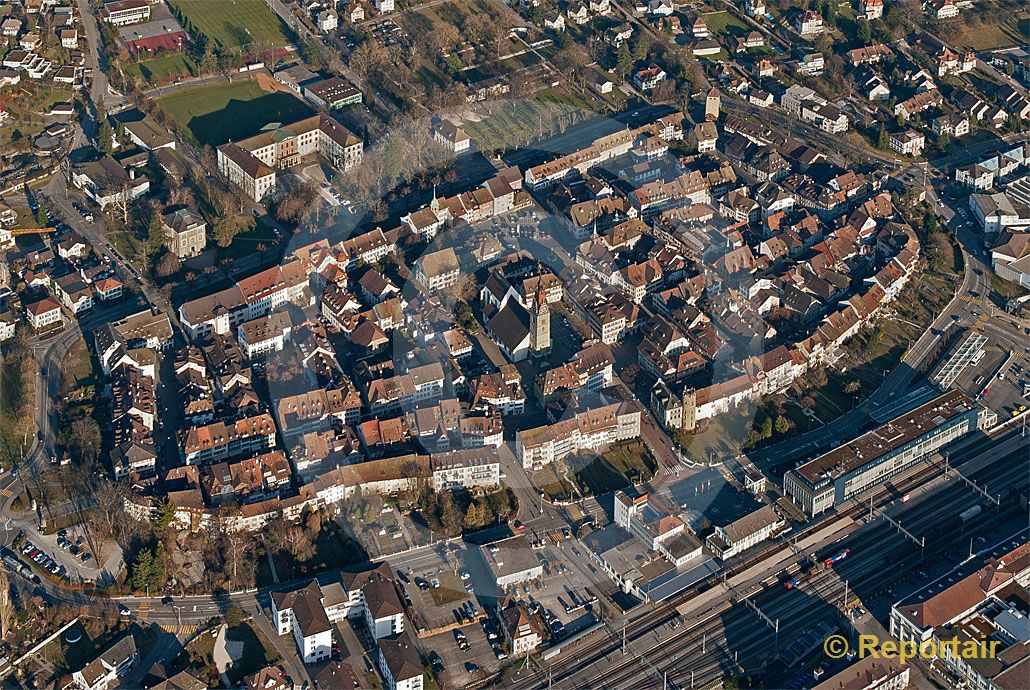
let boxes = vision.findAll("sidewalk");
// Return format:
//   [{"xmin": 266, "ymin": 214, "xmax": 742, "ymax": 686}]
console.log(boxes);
[{"xmin": 250, "ymin": 610, "xmax": 311, "ymax": 686}]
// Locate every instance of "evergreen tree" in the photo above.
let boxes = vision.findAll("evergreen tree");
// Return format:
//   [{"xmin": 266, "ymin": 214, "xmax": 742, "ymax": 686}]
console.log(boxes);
[
  {"xmin": 129, "ymin": 548, "xmax": 154, "ymax": 591},
  {"xmin": 146, "ymin": 211, "xmax": 165, "ymax": 256},
  {"xmin": 97, "ymin": 107, "xmax": 114, "ymax": 155},
  {"xmin": 616, "ymin": 42, "xmax": 632, "ymax": 78},
  {"xmin": 760, "ymin": 416, "xmax": 774, "ymax": 438},
  {"xmin": 34, "ymin": 200, "xmax": 47, "ymax": 227},
  {"xmin": 631, "ymin": 36, "xmax": 647, "ymax": 63},
  {"xmin": 154, "ymin": 499, "xmax": 176, "ymax": 530},
  {"xmin": 857, "ymin": 19, "xmax": 872, "ymax": 42}
]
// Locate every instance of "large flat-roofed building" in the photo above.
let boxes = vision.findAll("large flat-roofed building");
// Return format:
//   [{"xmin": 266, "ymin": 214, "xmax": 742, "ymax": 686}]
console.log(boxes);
[
  {"xmin": 784, "ymin": 391, "xmax": 993, "ymax": 516},
  {"xmin": 101, "ymin": 0, "xmax": 150, "ymax": 25},
  {"xmin": 304, "ymin": 77, "xmax": 363, "ymax": 110},
  {"xmin": 482, "ymin": 536, "xmax": 544, "ymax": 589}
]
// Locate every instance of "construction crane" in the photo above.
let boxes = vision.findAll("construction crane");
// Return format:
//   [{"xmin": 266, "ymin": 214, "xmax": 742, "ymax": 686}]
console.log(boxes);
[{"xmin": 8, "ymin": 227, "xmax": 55, "ymax": 237}]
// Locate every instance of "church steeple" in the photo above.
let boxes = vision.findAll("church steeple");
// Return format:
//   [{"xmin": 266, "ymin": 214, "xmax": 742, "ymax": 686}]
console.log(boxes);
[{"xmin": 529, "ymin": 282, "xmax": 551, "ymax": 355}]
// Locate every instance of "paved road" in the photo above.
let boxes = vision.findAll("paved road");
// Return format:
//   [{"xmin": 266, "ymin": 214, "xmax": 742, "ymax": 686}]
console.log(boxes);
[
  {"xmin": 0, "ymin": 298, "xmax": 149, "ymax": 568},
  {"xmin": 74, "ymin": 0, "xmax": 120, "ymax": 115}
]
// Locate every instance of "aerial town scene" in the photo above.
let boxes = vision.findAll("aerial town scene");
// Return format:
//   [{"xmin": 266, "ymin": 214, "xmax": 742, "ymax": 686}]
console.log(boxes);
[{"xmin": 0, "ymin": 0, "xmax": 1027, "ymax": 687}]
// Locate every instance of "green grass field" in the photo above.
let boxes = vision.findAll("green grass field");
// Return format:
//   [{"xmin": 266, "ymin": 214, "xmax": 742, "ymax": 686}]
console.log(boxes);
[
  {"xmin": 123, "ymin": 53, "xmax": 196, "ymax": 84},
  {"xmin": 952, "ymin": 15, "xmax": 1027, "ymax": 51},
  {"xmin": 702, "ymin": 10, "xmax": 748, "ymax": 36},
  {"xmin": 699, "ymin": 49, "xmax": 731, "ymax": 63},
  {"xmin": 167, "ymin": 0, "xmax": 291, "ymax": 51},
  {"xmin": 602, "ymin": 440, "xmax": 657, "ymax": 483},
  {"xmin": 532, "ymin": 464, "xmax": 576, "ymax": 501},
  {"xmin": 675, "ymin": 407, "xmax": 757, "ymax": 464},
  {"xmin": 158, "ymin": 80, "xmax": 313, "ymax": 145}
]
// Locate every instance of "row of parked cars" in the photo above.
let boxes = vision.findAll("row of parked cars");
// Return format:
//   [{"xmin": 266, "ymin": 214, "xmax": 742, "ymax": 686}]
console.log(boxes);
[
  {"xmin": 451, "ymin": 599, "xmax": 479, "ymax": 626},
  {"xmin": 55, "ymin": 530, "xmax": 92, "ymax": 563},
  {"xmin": 20, "ymin": 541, "xmax": 65, "ymax": 578}
]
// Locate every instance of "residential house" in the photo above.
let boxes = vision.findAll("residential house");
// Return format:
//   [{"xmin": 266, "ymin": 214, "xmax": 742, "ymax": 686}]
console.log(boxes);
[
  {"xmin": 432, "ymin": 120, "xmax": 471, "ymax": 153},
  {"xmin": 161, "ymin": 207, "xmax": 207, "ymax": 259},
  {"xmin": 71, "ymin": 157, "xmax": 149, "ymax": 209},
  {"xmin": 71, "ymin": 634, "xmax": 138, "ymax": 690},
  {"xmin": 632, "ymin": 64, "xmax": 667, "ymax": 91},
  {"xmin": 794, "ymin": 9, "xmax": 823, "ymax": 35},
  {"xmin": 25, "ymin": 296, "xmax": 63, "ymax": 329},
  {"xmin": 414, "ymin": 247, "xmax": 460, "ymax": 291},
  {"xmin": 889, "ymin": 130, "xmax": 925, "ymax": 157}
]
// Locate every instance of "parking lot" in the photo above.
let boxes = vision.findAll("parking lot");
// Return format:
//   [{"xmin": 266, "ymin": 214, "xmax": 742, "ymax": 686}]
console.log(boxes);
[
  {"xmin": 429, "ymin": 618, "xmax": 501, "ymax": 688},
  {"xmin": 405, "ymin": 530, "xmax": 610, "ymax": 685},
  {"xmin": 13, "ymin": 530, "xmax": 85, "ymax": 583},
  {"xmin": 369, "ymin": 20, "xmax": 409, "ymax": 47}
]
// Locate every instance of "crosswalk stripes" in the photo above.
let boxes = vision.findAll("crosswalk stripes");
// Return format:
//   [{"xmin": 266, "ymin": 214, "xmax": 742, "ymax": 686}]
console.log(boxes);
[{"xmin": 156, "ymin": 623, "xmax": 199, "ymax": 634}]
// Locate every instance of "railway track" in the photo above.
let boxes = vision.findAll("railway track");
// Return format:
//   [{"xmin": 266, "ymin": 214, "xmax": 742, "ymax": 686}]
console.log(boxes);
[
  {"xmin": 519, "ymin": 434, "xmax": 1028, "ymax": 690},
  {"xmin": 575, "ymin": 450, "xmax": 1028, "ymax": 690}
]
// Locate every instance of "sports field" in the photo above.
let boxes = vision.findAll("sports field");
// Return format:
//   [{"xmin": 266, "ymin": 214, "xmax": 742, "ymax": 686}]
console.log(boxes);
[
  {"xmin": 123, "ymin": 53, "xmax": 196, "ymax": 84},
  {"xmin": 167, "ymin": 0, "xmax": 292, "ymax": 51},
  {"xmin": 158, "ymin": 80, "xmax": 313, "ymax": 146}
]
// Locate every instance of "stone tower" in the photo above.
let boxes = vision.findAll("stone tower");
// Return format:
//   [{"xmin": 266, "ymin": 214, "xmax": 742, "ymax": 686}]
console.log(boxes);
[
  {"xmin": 705, "ymin": 87, "xmax": 721, "ymax": 122},
  {"xmin": 681, "ymin": 387, "xmax": 697, "ymax": 432},
  {"xmin": 529, "ymin": 284, "xmax": 550, "ymax": 355}
]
